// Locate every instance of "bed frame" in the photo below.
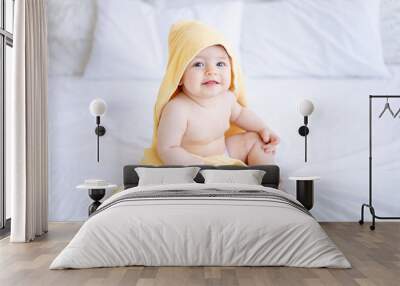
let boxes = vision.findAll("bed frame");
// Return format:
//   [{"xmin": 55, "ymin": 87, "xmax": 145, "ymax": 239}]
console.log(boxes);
[{"xmin": 123, "ymin": 165, "xmax": 280, "ymax": 189}]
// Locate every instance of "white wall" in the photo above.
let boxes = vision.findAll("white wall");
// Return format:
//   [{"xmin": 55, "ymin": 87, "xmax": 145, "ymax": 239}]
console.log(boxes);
[{"xmin": 47, "ymin": 0, "xmax": 400, "ymax": 222}]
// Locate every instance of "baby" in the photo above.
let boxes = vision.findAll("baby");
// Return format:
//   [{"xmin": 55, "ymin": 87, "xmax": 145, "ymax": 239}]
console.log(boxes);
[{"xmin": 157, "ymin": 43, "xmax": 279, "ymax": 165}]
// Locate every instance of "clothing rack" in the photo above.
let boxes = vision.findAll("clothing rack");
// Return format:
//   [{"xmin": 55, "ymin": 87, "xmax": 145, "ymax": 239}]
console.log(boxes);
[{"xmin": 359, "ymin": 95, "xmax": 400, "ymax": 230}]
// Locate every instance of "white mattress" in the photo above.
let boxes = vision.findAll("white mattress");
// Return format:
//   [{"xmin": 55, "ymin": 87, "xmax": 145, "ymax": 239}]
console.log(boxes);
[{"xmin": 48, "ymin": 65, "xmax": 400, "ymax": 222}]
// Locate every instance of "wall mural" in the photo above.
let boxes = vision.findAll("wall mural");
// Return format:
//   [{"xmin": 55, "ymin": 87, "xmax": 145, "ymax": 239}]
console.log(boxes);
[{"xmin": 47, "ymin": 0, "xmax": 400, "ymax": 222}]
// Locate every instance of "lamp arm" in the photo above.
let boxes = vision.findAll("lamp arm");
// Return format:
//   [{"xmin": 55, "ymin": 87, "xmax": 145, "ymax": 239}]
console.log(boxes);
[
  {"xmin": 305, "ymin": 133, "xmax": 307, "ymax": 162},
  {"xmin": 97, "ymin": 120, "xmax": 100, "ymax": 162},
  {"xmin": 95, "ymin": 116, "xmax": 101, "ymax": 162}
]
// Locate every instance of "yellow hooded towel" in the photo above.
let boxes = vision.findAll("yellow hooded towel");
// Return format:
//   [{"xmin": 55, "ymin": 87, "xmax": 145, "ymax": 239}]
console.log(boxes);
[{"xmin": 141, "ymin": 20, "xmax": 247, "ymax": 166}]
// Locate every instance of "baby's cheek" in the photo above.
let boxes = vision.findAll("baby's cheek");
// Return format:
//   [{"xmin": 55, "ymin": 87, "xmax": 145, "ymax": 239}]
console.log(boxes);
[{"xmin": 222, "ymin": 82, "xmax": 231, "ymax": 91}]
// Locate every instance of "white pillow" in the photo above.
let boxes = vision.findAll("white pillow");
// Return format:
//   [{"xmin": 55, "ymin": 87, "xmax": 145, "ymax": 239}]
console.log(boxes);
[
  {"xmin": 200, "ymin": 169, "xmax": 266, "ymax": 185},
  {"xmin": 47, "ymin": 0, "xmax": 96, "ymax": 76},
  {"xmin": 241, "ymin": 0, "xmax": 389, "ymax": 78},
  {"xmin": 381, "ymin": 0, "xmax": 400, "ymax": 64},
  {"xmin": 135, "ymin": 167, "xmax": 200, "ymax": 186},
  {"xmin": 83, "ymin": 0, "xmax": 164, "ymax": 80},
  {"xmin": 155, "ymin": 1, "xmax": 244, "ymax": 67},
  {"xmin": 83, "ymin": 1, "xmax": 243, "ymax": 79}
]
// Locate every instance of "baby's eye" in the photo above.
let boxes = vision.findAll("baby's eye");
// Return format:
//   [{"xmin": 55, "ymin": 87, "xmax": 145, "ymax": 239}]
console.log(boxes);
[
  {"xmin": 216, "ymin": 61, "xmax": 226, "ymax": 67},
  {"xmin": 193, "ymin": 62, "xmax": 205, "ymax": 68}
]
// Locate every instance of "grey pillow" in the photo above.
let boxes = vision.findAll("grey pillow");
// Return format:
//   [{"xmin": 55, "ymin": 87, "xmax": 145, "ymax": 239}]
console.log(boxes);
[
  {"xmin": 200, "ymin": 169, "xmax": 266, "ymax": 185},
  {"xmin": 135, "ymin": 167, "xmax": 200, "ymax": 186}
]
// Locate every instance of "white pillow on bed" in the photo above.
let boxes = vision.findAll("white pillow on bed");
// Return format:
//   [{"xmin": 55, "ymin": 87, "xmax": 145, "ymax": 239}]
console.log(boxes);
[
  {"xmin": 156, "ymin": 1, "xmax": 243, "ymax": 66},
  {"xmin": 47, "ymin": 0, "xmax": 96, "ymax": 76},
  {"xmin": 83, "ymin": 0, "xmax": 243, "ymax": 80},
  {"xmin": 381, "ymin": 0, "xmax": 400, "ymax": 64},
  {"xmin": 200, "ymin": 169, "xmax": 266, "ymax": 185},
  {"xmin": 135, "ymin": 167, "xmax": 200, "ymax": 186},
  {"xmin": 83, "ymin": 0, "xmax": 163, "ymax": 80},
  {"xmin": 241, "ymin": 0, "xmax": 389, "ymax": 78}
]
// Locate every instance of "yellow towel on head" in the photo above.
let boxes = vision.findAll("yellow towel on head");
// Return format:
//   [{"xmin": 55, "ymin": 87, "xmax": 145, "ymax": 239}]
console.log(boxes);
[{"xmin": 141, "ymin": 20, "xmax": 247, "ymax": 166}]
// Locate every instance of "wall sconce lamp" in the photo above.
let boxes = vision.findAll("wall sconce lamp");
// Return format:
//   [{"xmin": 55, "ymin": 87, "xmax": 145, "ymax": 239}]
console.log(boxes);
[
  {"xmin": 298, "ymin": 99, "xmax": 314, "ymax": 162},
  {"xmin": 89, "ymin": 98, "xmax": 107, "ymax": 162}
]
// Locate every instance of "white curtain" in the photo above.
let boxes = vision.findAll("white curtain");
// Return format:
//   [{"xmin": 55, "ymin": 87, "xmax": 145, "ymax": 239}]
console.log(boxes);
[{"xmin": 8, "ymin": 0, "xmax": 48, "ymax": 242}]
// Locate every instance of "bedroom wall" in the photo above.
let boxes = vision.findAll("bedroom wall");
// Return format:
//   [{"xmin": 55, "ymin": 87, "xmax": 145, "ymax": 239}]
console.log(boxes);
[{"xmin": 47, "ymin": 0, "xmax": 400, "ymax": 222}]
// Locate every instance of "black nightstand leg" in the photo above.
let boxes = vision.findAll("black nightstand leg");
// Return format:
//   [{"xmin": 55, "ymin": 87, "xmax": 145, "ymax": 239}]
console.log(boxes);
[
  {"xmin": 88, "ymin": 189, "xmax": 105, "ymax": 216},
  {"xmin": 296, "ymin": 180, "xmax": 314, "ymax": 210},
  {"xmin": 88, "ymin": 201, "xmax": 102, "ymax": 216}
]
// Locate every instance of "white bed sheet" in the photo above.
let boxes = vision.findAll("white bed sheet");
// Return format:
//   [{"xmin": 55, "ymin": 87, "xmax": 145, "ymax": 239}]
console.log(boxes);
[{"xmin": 48, "ymin": 65, "xmax": 400, "ymax": 222}]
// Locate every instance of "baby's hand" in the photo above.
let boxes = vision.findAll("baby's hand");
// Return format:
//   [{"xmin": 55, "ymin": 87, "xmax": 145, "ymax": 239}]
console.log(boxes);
[{"xmin": 259, "ymin": 128, "xmax": 280, "ymax": 153}]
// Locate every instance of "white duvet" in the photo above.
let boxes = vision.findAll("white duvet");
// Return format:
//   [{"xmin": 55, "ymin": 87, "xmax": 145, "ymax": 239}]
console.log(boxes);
[{"xmin": 50, "ymin": 183, "xmax": 351, "ymax": 269}]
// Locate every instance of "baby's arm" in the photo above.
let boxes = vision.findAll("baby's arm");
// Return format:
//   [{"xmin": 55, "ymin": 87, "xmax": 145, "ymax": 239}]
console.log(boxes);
[
  {"xmin": 229, "ymin": 93, "xmax": 279, "ymax": 149},
  {"xmin": 157, "ymin": 101, "xmax": 204, "ymax": 165},
  {"xmin": 230, "ymin": 93, "xmax": 267, "ymax": 133}
]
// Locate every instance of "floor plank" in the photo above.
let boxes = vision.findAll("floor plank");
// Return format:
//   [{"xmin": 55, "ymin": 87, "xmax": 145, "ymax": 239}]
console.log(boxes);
[{"xmin": 0, "ymin": 222, "xmax": 399, "ymax": 286}]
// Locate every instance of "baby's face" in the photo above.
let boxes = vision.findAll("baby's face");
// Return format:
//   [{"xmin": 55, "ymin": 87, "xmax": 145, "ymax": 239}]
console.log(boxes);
[{"xmin": 180, "ymin": 45, "xmax": 231, "ymax": 99}]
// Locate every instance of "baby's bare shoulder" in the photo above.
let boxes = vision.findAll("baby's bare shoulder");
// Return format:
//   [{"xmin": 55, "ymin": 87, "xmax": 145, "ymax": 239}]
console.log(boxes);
[
  {"xmin": 167, "ymin": 93, "xmax": 191, "ymax": 107},
  {"xmin": 162, "ymin": 94, "xmax": 189, "ymax": 117}
]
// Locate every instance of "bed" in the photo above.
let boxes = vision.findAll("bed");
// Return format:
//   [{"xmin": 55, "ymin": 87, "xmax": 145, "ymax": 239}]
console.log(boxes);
[{"xmin": 50, "ymin": 165, "xmax": 350, "ymax": 269}]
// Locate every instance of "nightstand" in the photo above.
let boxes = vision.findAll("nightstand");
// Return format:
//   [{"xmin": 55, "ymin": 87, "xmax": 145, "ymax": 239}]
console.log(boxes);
[
  {"xmin": 288, "ymin": 176, "xmax": 320, "ymax": 210},
  {"xmin": 77, "ymin": 181, "xmax": 117, "ymax": 216}
]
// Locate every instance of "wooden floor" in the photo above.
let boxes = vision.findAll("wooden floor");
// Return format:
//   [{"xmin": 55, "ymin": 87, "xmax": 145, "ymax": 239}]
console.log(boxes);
[{"xmin": 0, "ymin": 222, "xmax": 399, "ymax": 286}]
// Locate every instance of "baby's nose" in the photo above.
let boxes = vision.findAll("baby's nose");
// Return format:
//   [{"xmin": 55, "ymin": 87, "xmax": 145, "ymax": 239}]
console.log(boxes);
[{"xmin": 206, "ymin": 69, "xmax": 217, "ymax": 76}]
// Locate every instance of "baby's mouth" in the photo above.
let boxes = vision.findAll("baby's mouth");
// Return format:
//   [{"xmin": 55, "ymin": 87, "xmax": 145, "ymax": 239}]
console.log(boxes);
[{"xmin": 202, "ymin": 80, "xmax": 219, "ymax": 85}]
